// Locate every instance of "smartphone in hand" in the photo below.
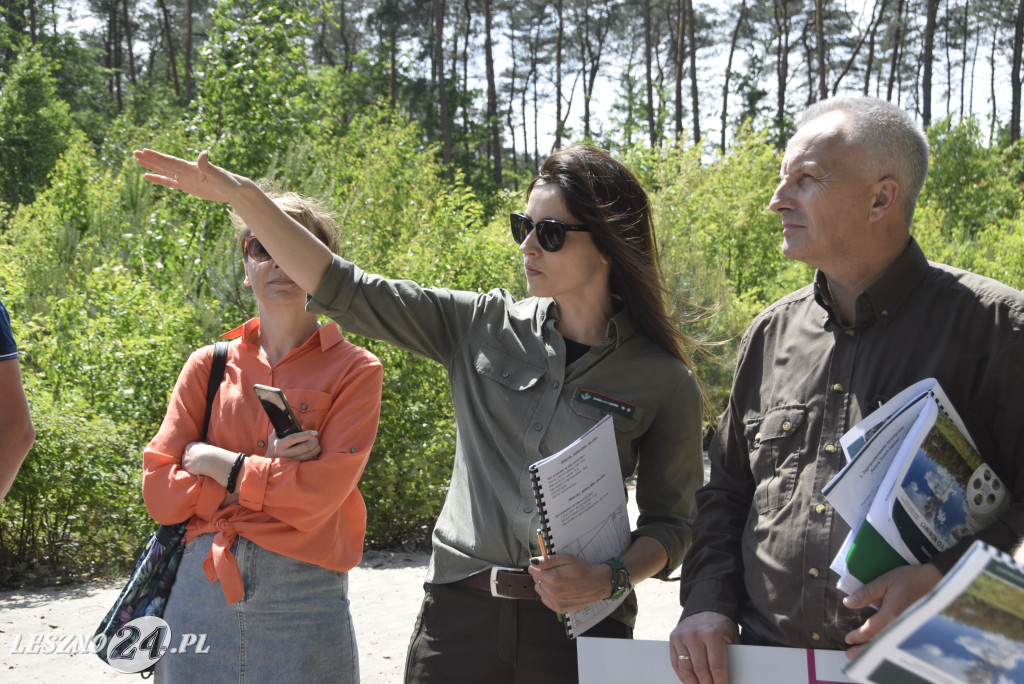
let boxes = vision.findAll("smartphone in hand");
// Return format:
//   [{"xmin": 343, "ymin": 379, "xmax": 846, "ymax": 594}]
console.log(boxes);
[{"xmin": 253, "ymin": 384, "xmax": 303, "ymax": 438}]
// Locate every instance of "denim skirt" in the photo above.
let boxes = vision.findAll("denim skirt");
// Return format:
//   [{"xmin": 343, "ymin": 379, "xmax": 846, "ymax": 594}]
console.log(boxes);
[{"xmin": 156, "ymin": 533, "xmax": 358, "ymax": 683}]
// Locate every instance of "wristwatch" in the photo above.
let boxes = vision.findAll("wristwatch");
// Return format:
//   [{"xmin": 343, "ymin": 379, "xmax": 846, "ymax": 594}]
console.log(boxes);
[{"xmin": 603, "ymin": 556, "xmax": 631, "ymax": 600}]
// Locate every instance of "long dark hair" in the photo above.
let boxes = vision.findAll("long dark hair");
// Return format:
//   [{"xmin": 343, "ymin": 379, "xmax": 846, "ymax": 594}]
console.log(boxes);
[{"xmin": 527, "ymin": 144, "xmax": 703, "ymax": 379}]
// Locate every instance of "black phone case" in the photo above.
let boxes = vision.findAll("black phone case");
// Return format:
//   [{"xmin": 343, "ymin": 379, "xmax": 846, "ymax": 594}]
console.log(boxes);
[{"xmin": 254, "ymin": 386, "xmax": 302, "ymax": 438}]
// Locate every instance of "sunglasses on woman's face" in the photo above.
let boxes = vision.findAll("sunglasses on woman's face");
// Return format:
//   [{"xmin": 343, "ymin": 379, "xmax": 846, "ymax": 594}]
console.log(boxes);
[
  {"xmin": 509, "ymin": 213, "xmax": 590, "ymax": 252},
  {"xmin": 243, "ymin": 235, "xmax": 273, "ymax": 263}
]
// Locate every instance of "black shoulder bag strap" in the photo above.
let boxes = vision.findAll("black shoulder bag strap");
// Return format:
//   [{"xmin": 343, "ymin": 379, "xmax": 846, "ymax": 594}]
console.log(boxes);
[
  {"xmin": 202, "ymin": 341, "xmax": 229, "ymax": 441},
  {"xmin": 159, "ymin": 341, "xmax": 228, "ymax": 534}
]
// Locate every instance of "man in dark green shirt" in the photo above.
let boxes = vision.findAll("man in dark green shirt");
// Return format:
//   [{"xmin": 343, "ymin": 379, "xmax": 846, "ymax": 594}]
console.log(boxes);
[{"xmin": 670, "ymin": 95, "xmax": 1024, "ymax": 684}]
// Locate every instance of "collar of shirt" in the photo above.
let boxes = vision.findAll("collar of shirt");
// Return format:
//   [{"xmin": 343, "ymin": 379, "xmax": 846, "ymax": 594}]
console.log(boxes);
[
  {"xmin": 219, "ymin": 317, "xmax": 346, "ymax": 356},
  {"xmin": 539, "ymin": 298, "xmax": 636, "ymax": 351},
  {"xmin": 813, "ymin": 237, "xmax": 929, "ymax": 331}
]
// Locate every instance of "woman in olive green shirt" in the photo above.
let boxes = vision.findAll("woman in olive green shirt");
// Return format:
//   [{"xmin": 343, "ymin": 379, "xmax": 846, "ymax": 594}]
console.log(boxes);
[{"xmin": 135, "ymin": 144, "xmax": 707, "ymax": 683}]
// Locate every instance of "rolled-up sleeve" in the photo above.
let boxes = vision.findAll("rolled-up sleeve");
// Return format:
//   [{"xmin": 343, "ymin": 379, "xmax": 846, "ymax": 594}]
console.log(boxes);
[{"xmin": 634, "ymin": 366, "xmax": 704, "ymax": 579}]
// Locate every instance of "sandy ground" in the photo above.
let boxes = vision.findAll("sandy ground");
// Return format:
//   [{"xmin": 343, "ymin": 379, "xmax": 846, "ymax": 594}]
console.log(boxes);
[{"xmin": 0, "ymin": 490, "xmax": 686, "ymax": 682}]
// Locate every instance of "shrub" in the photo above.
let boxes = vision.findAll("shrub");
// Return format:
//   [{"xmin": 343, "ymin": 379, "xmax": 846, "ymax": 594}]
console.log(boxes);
[
  {"xmin": 0, "ymin": 392, "xmax": 151, "ymax": 587},
  {"xmin": 0, "ymin": 46, "xmax": 73, "ymax": 212}
]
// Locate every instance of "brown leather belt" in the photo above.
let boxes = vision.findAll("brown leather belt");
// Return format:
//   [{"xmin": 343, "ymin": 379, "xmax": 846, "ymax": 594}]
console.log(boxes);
[{"xmin": 457, "ymin": 567, "xmax": 541, "ymax": 600}]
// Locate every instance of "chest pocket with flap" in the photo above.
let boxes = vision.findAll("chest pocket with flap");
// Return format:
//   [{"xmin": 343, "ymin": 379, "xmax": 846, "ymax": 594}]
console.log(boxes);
[
  {"xmin": 474, "ymin": 344, "xmax": 545, "ymax": 392},
  {"xmin": 745, "ymin": 404, "xmax": 807, "ymax": 514}
]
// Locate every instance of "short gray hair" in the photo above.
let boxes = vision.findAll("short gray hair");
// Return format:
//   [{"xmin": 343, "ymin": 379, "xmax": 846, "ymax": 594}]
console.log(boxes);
[{"xmin": 801, "ymin": 96, "xmax": 929, "ymax": 226}]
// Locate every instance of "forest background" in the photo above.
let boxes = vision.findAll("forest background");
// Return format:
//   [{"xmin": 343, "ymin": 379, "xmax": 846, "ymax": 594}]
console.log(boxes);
[{"xmin": 0, "ymin": 0, "xmax": 1022, "ymax": 587}]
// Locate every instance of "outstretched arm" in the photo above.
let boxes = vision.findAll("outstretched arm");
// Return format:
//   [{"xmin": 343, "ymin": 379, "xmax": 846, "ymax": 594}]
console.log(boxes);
[{"xmin": 133, "ymin": 149, "xmax": 332, "ymax": 294}]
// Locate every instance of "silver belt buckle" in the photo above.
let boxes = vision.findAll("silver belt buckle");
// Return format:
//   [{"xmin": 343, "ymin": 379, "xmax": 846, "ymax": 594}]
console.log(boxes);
[{"xmin": 489, "ymin": 566, "xmax": 521, "ymax": 598}]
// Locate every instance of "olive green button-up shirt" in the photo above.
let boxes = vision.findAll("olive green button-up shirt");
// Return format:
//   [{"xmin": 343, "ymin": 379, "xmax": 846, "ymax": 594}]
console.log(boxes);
[
  {"xmin": 680, "ymin": 238, "xmax": 1024, "ymax": 648},
  {"xmin": 308, "ymin": 256, "xmax": 704, "ymax": 626}
]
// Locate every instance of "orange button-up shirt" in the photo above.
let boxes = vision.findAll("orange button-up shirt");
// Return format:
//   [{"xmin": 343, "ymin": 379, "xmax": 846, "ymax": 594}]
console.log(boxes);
[{"xmin": 142, "ymin": 318, "xmax": 382, "ymax": 604}]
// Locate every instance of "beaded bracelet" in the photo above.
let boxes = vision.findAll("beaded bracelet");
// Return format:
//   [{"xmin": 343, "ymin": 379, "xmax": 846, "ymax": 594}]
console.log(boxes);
[{"xmin": 225, "ymin": 452, "xmax": 247, "ymax": 493}]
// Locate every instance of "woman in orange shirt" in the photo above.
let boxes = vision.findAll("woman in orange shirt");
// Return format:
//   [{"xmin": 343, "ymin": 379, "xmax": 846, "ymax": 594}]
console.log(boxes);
[{"xmin": 142, "ymin": 192, "xmax": 383, "ymax": 682}]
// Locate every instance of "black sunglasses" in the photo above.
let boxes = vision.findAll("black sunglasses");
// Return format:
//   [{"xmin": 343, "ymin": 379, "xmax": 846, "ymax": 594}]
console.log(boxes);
[
  {"xmin": 509, "ymin": 213, "xmax": 589, "ymax": 252},
  {"xmin": 243, "ymin": 235, "xmax": 273, "ymax": 263}
]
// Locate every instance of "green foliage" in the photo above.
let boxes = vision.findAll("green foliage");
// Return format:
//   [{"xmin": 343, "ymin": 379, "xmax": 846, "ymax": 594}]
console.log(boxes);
[
  {"xmin": 945, "ymin": 571, "xmax": 1024, "ymax": 651},
  {"xmin": 913, "ymin": 122, "xmax": 1024, "ymax": 289},
  {"xmin": 192, "ymin": 0, "xmax": 321, "ymax": 175},
  {"xmin": 0, "ymin": 391, "xmax": 151, "ymax": 587},
  {"xmin": 311, "ymin": 55, "xmax": 393, "ymax": 135},
  {"xmin": 0, "ymin": 129, "xmax": 209, "ymax": 446},
  {"xmin": 0, "ymin": 124, "xmax": 211, "ymax": 582},
  {"xmin": 921, "ymin": 117, "xmax": 1022, "ymax": 241},
  {"xmin": 0, "ymin": 46, "xmax": 73, "ymax": 212},
  {"xmin": 355, "ymin": 347, "xmax": 455, "ymax": 548},
  {"xmin": 39, "ymin": 32, "xmax": 115, "ymax": 147},
  {"xmin": 623, "ymin": 127, "xmax": 811, "ymax": 413}
]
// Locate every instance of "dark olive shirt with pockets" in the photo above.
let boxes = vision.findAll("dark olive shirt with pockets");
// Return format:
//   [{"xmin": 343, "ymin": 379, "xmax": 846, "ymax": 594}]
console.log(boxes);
[
  {"xmin": 308, "ymin": 255, "xmax": 704, "ymax": 627},
  {"xmin": 680, "ymin": 238, "xmax": 1024, "ymax": 648}
]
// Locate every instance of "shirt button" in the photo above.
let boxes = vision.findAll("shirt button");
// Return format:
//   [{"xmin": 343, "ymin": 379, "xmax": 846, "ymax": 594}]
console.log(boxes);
[
  {"xmin": 881, "ymin": 310, "xmax": 889, "ymax": 317},
  {"xmin": 300, "ymin": 402, "xmax": 308, "ymax": 410},
  {"xmin": 350, "ymin": 448, "xmax": 357, "ymax": 453},
  {"xmin": 781, "ymin": 421, "xmax": 792, "ymax": 432},
  {"xmin": 524, "ymin": 506, "xmax": 532, "ymax": 513},
  {"xmin": 844, "ymin": 329, "xmax": 855, "ymax": 337},
  {"xmin": 808, "ymin": 567, "xmax": 819, "ymax": 578},
  {"xmin": 267, "ymin": 369, "xmax": 272, "ymax": 375},
  {"xmin": 552, "ymin": 380, "xmax": 560, "ymax": 389},
  {"xmin": 257, "ymin": 440, "xmax": 265, "ymax": 448},
  {"xmin": 815, "ymin": 503, "xmax": 826, "ymax": 514},
  {"xmin": 501, "ymin": 370, "xmax": 510, "ymax": 378},
  {"xmin": 832, "ymin": 383, "xmax": 844, "ymax": 392},
  {"xmin": 811, "ymin": 632, "xmax": 821, "ymax": 641},
  {"xmin": 824, "ymin": 443, "xmax": 836, "ymax": 454},
  {"xmin": 534, "ymin": 423, "xmax": 543, "ymax": 431}
]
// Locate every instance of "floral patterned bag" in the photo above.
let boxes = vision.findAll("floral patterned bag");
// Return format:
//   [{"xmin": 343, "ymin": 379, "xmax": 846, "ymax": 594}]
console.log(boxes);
[{"xmin": 93, "ymin": 341, "xmax": 228, "ymax": 672}]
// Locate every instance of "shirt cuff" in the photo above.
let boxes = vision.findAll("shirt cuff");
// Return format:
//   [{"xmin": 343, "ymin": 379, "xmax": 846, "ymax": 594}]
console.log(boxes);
[
  {"xmin": 680, "ymin": 578, "xmax": 741, "ymax": 622},
  {"xmin": 633, "ymin": 524, "xmax": 688, "ymax": 580},
  {"xmin": 238, "ymin": 456, "xmax": 270, "ymax": 512}
]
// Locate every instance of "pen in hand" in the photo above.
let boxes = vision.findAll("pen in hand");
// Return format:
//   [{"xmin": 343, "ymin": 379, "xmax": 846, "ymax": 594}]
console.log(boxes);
[{"xmin": 537, "ymin": 529, "xmax": 563, "ymax": 623}]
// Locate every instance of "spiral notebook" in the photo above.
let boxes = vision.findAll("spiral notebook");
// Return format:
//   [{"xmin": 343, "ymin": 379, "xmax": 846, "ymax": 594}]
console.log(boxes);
[
  {"xmin": 843, "ymin": 540, "xmax": 1024, "ymax": 684},
  {"xmin": 529, "ymin": 414, "xmax": 631, "ymax": 638}
]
